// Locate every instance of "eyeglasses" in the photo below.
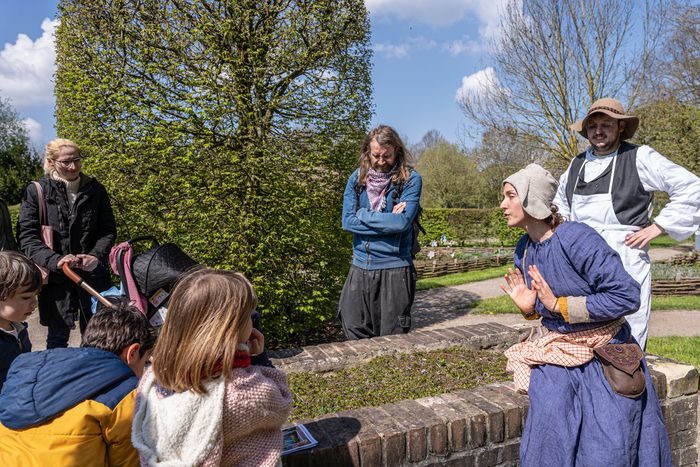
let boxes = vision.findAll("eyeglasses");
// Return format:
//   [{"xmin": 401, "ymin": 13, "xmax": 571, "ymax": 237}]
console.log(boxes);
[{"xmin": 53, "ymin": 158, "xmax": 82, "ymax": 168}]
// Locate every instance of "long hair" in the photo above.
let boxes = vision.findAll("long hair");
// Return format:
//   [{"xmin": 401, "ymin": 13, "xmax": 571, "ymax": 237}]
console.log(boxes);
[
  {"xmin": 357, "ymin": 125, "xmax": 414, "ymax": 186},
  {"xmin": 151, "ymin": 268, "xmax": 257, "ymax": 394},
  {"xmin": 43, "ymin": 138, "xmax": 80, "ymax": 174}
]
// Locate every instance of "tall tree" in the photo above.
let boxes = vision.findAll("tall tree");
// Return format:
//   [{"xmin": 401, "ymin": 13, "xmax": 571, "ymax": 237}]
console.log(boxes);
[
  {"xmin": 0, "ymin": 98, "xmax": 41, "ymax": 204},
  {"xmin": 410, "ymin": 129, "xmax": 446, "ymax": 162},
  {"xmin": 663, "ymin": 3, "xmax": 700, "ymax": 105},
  {"xmin": 55, "ymin": 0, "xmax": 372, "ymax": 343},
  {"xmin": 469, "ymin": 128, "xmax": 546, "ymax": 207},
  {"xmin": 458, "ymin": 0, "xmax": 667, "ymax": 166},
  {"xmin": 634, "ymin": 98, "xmax": 700, "ymax": 176},
  {"xmin": 416, "ymin": 140, "xmax": 488, "ymax": 208}
]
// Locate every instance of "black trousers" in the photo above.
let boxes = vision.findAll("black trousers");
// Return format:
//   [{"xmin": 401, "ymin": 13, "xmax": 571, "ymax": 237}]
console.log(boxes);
[{"xmin": 338, "ymin": 265, "xmax": 416, "ymax": 340}]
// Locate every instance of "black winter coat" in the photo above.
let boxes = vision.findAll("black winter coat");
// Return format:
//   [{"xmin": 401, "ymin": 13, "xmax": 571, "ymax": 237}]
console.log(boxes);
[
  {"xmin": 0, "ymin": 323, "xmax": 31, "ymax": 391},
  {"xmin": 0, "ymin": 198, "xmax": 16, "ymax": 251},
  {"xmin": 17, "ymin": 174, "xmax": 116, "ymax": 327}
]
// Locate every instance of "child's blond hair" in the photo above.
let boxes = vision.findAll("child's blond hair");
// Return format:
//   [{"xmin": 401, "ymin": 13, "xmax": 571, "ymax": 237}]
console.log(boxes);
[
  {"xmin": 151, "ymin": 268, "xmax": 257, "ymax": 394},
  {"xmin": 0, "ymin": 251, "xmax": 41, "ymax": 301}
]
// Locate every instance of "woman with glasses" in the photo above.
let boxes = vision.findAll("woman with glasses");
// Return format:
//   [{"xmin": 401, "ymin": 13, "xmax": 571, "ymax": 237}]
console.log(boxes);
[
  {"xmin": 17, "ymin": 139, "xmax": 116, "ymax": 348},
  {"xmin": 339, "ymin": 125, "xmax": 423, "ymax": 339}
]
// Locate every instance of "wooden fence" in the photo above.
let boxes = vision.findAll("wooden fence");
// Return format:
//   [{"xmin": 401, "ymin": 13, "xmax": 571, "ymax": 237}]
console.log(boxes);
[
  {"xmin": 652, "ymin": 252, "xmax": 699, "ymax": 295},
  {"xmin": 652, "ymin": 279, "xmax": 700, "ymax": 296},
  {"xmin": 415, "ymin": 251, "xmax": 699, "ymax": 297},
  {"xmin": 414, "ymin": 254, "xmax": 512, "ymax": 279}
]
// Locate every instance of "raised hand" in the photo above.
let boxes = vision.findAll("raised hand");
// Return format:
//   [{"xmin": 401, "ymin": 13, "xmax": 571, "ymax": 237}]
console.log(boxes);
[
  {"xmin": 500, "ymin": 267, "xmax": 536, "ymax": 315},
  {"xmin": 528, "ymin": 265, "xmax": 559, "ymax": 313}
]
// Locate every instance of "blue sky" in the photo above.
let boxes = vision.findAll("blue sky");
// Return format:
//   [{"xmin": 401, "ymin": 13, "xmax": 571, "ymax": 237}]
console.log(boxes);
[{"xmin": 0, "ymin": 0, "xmax": 503, "ymax": 150}]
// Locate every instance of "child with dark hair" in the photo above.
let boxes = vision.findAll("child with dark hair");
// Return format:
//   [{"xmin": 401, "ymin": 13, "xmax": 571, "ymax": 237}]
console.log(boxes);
[
  {"xmin": 0, "ymin": 251, "xmax": 41, "ymax": 390},
  {"xmin": 0, "ymin": 299, "xmax": 156, "ymax": 467}
]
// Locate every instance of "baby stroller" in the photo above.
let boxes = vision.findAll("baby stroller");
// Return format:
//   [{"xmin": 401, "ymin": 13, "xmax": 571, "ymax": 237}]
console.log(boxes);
[
  {"xmin": 65, "ymin": 237, "xmax": 273, "ymax": 364},
  {"xmin": 108, "ymin": 236, "xmax": 199, "ymax": 326},
  {"xmin": 64, "ymin": 236, "xmax": 197, "ymax": 327}
]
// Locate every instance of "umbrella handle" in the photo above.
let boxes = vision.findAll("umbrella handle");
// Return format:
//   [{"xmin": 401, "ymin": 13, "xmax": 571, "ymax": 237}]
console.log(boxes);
[{"xmin": 61, "ymin": 263, "xmax": 114, "ymax": 308}]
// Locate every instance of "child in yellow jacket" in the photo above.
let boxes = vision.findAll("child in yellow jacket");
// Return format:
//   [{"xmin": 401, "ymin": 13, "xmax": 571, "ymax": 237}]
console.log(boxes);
[{"xmin": 0, "ymin": 299, "xmax": 155, "ymax": 467}]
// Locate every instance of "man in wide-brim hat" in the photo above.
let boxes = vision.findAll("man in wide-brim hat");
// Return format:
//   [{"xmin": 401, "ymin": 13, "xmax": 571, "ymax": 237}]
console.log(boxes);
[{"xmin": 553, "ymin": 97, "xmax": 700, "ymax": 349}]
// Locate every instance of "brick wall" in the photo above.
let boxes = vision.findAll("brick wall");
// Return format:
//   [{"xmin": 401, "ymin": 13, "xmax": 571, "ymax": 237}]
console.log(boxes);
[{"xmin": 275, "ymin": 324, "xmax": 699, "ymax": 467}]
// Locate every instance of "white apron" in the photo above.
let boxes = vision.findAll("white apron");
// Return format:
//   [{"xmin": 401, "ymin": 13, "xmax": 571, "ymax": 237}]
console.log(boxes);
[{"xmin": 570, "ymin": 156, "xmax": 651, "ymax": 348}]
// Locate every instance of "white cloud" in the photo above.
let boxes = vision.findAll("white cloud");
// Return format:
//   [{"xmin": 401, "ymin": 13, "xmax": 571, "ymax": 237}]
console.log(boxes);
[
  {"xmin": 373, "ymin": 36, "xmax": 438, "ymax": 59},
  {"xmin": 455, "ymin": 67, "xmax": 499, "ymax": 102},
  {"xmin": 443, "ymin": 39, "xmax": 481, "ymax": 56},
  {"xmin": 373, "ymin": 42, "xmax": 410, "ymax": 59},
  {"xmin": 366, "ymin": 0, "xmax": 510, "ymax": 34},
  {"xmin": 0, "ymin": 18, "xmax": 58, "ymax": 107},
  {"xmin": 21, "ymin": 118, "xmax": 43, "ymax": 148}
]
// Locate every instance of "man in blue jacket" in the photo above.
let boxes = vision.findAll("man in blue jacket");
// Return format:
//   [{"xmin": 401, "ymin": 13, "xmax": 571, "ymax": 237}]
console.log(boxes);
[{"xmin": 340, "ymin": 125, "xmax": 423, "ymax": 339}]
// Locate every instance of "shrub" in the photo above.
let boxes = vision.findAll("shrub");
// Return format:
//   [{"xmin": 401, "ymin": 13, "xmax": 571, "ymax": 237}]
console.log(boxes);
[{"xmin": 421, "ymin": 208, "xmax": 524, "ymax": 246}]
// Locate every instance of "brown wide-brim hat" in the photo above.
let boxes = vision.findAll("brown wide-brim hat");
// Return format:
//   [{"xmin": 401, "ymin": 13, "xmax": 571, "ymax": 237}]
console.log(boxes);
[{"xmin": 570, "ymin": 98, "xmax": 639, "ymax": 140}]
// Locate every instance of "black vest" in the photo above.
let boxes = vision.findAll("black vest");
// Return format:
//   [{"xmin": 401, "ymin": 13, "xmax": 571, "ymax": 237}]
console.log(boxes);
[{"xmin": 565, "ymin": 142, "xmax": 653, "ymax": 227}]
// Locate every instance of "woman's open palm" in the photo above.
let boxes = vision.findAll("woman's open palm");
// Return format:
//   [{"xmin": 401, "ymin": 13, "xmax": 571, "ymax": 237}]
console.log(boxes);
[{"xmin": 500, "ymin": 267, "xmax": 536, "ymax": 314}]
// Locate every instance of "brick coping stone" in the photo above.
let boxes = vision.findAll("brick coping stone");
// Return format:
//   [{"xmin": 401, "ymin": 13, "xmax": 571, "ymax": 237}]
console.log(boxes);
[
  {"xmin": 275, "ymin": 323, "xmax": 699, "ymax": 467},
  {"xmin": 269, "ymin": 322, "xmax": 531, "ymax": 374}
]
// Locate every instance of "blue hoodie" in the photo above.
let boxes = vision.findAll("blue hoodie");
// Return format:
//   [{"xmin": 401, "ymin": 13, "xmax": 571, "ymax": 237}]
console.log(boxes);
[
  {"xmin": 0, "ymin": 347, "xmax": 140, "ymax": 466},
  {"xmin": 342, "ymin": 169, "xmax": 423, "ymax": 270},
  {"xmin": 0, "ymin": 347, "xmax": 137, "ymax": 429}
]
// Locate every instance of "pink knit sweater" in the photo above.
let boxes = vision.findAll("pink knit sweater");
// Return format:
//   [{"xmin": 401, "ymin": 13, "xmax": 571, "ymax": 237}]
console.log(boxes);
[{"xmin": 132, "ymin": 366, "xmax": 293, "ymax": 466}]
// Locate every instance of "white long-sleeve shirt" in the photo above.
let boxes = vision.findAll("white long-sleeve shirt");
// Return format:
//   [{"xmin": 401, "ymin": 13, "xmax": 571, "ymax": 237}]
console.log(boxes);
[{"xmin": 554, "ymin": 145, "xmax": 700, "ymax": 240}]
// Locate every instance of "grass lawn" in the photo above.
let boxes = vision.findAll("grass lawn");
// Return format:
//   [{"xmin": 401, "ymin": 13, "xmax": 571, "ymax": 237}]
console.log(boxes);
[
  {"xmin": 416, "ymin": 265, "xmax": 511, "ymax": 291},
  {"xmin": 287, "ymin": 346, "xmax": 509, "ymax": 421},
  {"xmin": 649, "ymin": 234, "xmax": 692, "ymax": 248},
  {"xmin": 647, "ymin": 336, "xmax": 700, "ymax": 374},
  {"xmin": 469, "ymin": 294, "xmax": 700, "ymax": 315}
]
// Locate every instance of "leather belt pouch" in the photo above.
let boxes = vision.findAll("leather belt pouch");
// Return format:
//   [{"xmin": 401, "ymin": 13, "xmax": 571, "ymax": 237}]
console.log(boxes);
[{"xmin": 593, "ymin": 343, "xmax": 646, "ymax": 398}]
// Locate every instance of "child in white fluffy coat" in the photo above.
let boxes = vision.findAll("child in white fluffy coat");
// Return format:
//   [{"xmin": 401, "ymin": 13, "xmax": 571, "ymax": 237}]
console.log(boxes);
[{"xmin": 131, "ymin": 269, "xmax": 292, "ymax": 467}]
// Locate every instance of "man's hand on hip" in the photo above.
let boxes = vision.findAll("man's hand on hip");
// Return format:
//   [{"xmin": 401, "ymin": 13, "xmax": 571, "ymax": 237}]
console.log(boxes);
[{"xmin": 624, "ymin": 223, "xmax": 664, "ymax": 249}]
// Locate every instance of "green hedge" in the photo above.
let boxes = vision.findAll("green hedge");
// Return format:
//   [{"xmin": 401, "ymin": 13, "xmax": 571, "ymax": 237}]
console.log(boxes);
[{"xmin": 421, "ymin": 208, "xmax": 524, "ymax": 246}]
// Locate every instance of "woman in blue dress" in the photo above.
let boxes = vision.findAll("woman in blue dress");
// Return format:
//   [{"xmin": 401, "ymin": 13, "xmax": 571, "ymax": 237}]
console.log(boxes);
[{"xmin": 499, "ymin": 164, "xmax": 671, "ymax": 466}]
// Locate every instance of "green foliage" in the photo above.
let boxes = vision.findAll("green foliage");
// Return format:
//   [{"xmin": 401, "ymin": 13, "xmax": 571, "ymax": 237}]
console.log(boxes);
[
  {"xmin": 55, "ymin": 0, "xmax": 372, "ymax": 344},
  {"xmin": 647, "ymin": 337, "xmax": 700, "ymax": 375},
  {"xmin": 488, "ymin": 208, "xmax": 525, "ymax": 246},
  {"xmin": 420, "ymin": 208, "xmax": 452, "ymax": 241},
  {"xmin": 416, "ymin": 140, "xmax": 489, "ymax": 208},
  {"xmin": 420, "ymin": 207, "xmax": 524, "ymax": 246},
  {"xmin": 634, "ymin": 98, "xmax": 700, "ymax": 176},
  {"xmin": 0, "ymin": 98, "xmax": 42, "ymax": 204},
  {"xmin": 652, "ymin": 262, "xmax": 700, "ymax": 280},
  {"xmin": 288, "ymin": 346, "xmax": 509, "ymax": 421}
]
